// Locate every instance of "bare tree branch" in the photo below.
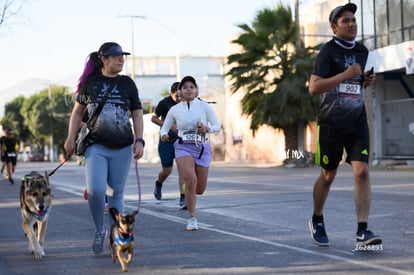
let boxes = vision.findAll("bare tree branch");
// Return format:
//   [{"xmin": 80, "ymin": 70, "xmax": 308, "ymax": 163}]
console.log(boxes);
[{"xmin": 0, "ymin": 0, "xmax": 26, "ymax": 29}]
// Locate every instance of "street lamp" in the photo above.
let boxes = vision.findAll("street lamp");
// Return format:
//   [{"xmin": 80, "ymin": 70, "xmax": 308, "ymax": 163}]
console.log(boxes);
[
  {"xmin": 119, "ymin": 14, "xmax": 181, "ymax": 81},
  {"xmin": 146, "ymin": 16, "xmax": 181, "ymax": 81}
]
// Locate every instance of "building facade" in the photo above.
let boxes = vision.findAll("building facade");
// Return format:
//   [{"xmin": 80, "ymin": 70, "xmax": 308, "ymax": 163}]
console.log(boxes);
[
  {"xmin": 301, "ymin": 0, "xmax": 414, "ymax": 162},
  {"xmin": 132, "ymin": 0, "xmax": 414, "ymax": 165}
]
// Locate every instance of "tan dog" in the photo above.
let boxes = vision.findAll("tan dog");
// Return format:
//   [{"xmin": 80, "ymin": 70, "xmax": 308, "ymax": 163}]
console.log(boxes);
[
  {"xmin": 20, "ymin": 171, "xmax": 52, "ymax": 260},
  {"xmin": 109, "ymin": 207, "xmax": 138, "ymax": 272}
]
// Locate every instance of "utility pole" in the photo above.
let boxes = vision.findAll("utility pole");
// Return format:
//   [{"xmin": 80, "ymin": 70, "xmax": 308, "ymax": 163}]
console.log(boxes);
[
  {"xmin": 295, "ymin": 0, "xmax": 301, "ymax": 50},
  {"xmin": 119, "ymin": 15, "xmax": 146, "ymax": 82},
  {"xmin": 294, "ymin": 0, "xmax": 304, "ymax": 151},
  {"xmin": 48, "ymin": 85, "xmax": 54, "ymax": 162}
]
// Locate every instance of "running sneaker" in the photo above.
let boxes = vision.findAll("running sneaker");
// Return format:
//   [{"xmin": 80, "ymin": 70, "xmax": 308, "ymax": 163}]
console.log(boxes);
[
  {"xmin": 9, "ymin": 178, "xmax": 14, "ymax": 184},
  {"xmin": 92, "ymin": 228, "xmax": 107, "ymax": 255},
  {"xmin": 308, "ymin": 219, "xmax": 330, "ymax": 246},
  {"xmin": 356, "ymin": 229, "xmax": 382, "ymax": 245},
  {"xmin": 154, "ymin": 180, "xmax": 162, "ymax": 200},
  {"xmin": 186, "ymin": 217, "xmax": 199, "ymax": 231},
  {"xmin": 83, "ymin": 189, "xmax": 88, "ymax": 200},
  {"xmin": 179, "ymin": 194, "xmax": 187, "ymax": 210}
]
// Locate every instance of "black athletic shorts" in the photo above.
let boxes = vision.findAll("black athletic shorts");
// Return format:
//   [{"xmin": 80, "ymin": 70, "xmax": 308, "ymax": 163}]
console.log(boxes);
[
  {"xmin": 315, "ymin": 122, "xmax": 370, "ymax": 170},
  {"xmin": 4, "ymin": 152, "xmax": 17, "ymax": 166}
]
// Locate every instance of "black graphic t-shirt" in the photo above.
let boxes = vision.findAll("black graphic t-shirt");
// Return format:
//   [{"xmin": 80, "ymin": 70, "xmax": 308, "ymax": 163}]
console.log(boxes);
[
  {"xmin": 76, "ymin": 74, "xmax": 142, "ymax": 148},
  {"xmin": 154, "ymin": 96, "xmax": 179, "ymax": 142},
  {"xmin": 312, "ymin": 39, "xmax": 368, "ymax": 128}
]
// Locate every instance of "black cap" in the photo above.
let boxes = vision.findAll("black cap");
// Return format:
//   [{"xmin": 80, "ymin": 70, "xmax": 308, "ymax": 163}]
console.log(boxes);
[
  {"xmin": 329, "ymin": 3, "xmax": 357, "ymax": 24},
  {"xmin": 98, "ymin": 42, "xmax": 130, "ymax": 56},
  {"xmin": 178, "ymin": 76, "xmax": 197, "ymax": 90}
]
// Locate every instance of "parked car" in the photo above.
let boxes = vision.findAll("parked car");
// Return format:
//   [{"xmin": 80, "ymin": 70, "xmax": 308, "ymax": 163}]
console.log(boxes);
[{"xmin": 28, "ymin": 151, "xmax": 44, "ymax": 162}]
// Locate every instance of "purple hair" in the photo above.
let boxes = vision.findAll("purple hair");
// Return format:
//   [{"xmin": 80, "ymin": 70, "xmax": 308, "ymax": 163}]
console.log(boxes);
[
  {"xmin": 75, "ymin": 42, "xmax": 126, "ymax": 94},
  {"xmin": 75, "ymin": 52, "xmax": 102, "ymax": 94}
]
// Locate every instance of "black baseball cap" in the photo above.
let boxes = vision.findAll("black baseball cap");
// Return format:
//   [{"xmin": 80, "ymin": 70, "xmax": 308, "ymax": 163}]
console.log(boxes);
[
  {"xmin": 329, "ymin": 3, "xmax": 357, "ymax": 24},
  {"xmin": 178, "ymin": 76, "xmax": 198, "ymax": 90}
]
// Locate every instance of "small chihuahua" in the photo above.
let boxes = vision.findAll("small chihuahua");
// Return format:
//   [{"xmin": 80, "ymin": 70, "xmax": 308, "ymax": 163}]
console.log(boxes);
[{"xmin": 109, "ymin": 207, "xmax": 138, "ymax": 272}]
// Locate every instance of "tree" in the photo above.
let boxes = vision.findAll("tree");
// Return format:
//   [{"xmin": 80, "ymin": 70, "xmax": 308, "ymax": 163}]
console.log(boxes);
[
  {"xmin": 0, "ymin": 0, "xmax": 27, "ymax": 31},
  {"xmin": 1, "ymin": 95, "xmax": 31, "ymax": 141},
  {"xmin": 226, "ymin": 3, "xmax": 319, "ymax": 151},
  {"xmin": 21, "ymin": 85, "xmax": 72, "ymax": 155}
]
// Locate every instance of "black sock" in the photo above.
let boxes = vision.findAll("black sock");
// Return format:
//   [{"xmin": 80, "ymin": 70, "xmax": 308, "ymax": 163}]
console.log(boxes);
[
  {"xmin": 357, "ymin": 222, "xmax": 367, "ymax": 234},
  {"xmin": 312, "ymin": 214, "xmax": 324, "ymax": 224},
  {"xmin": 156, "ymin": 180, "xmax": 163, "ymax": 187}
]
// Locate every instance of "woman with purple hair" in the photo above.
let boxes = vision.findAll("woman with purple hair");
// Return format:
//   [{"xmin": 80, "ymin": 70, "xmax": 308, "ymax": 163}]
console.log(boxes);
[{"xmin": 64, "ymin": 42, "xmax": 145, "ymax": 255}]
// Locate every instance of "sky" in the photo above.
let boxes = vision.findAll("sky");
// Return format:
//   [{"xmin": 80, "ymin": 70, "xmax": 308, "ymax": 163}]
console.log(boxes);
[{"xmin": 0, "ymin": 0, "xmax": 301, "ymax": 91}]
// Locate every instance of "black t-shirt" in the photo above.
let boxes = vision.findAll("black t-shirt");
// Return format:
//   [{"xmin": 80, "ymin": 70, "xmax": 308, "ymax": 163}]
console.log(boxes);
[
  {"xmin": 76, "ymin": 74, "xmax": 142, "ymax": 148},
  {"xmin": 0, "ymin": 136, "xmax": 19, "ymax": 154},
  {"xmin": 312, "ymin": 39, "xmax": 368, "ymax": 128},
  {"xmin": 154, "ymin": 96, "xmax": 178, "ymax": 142}
]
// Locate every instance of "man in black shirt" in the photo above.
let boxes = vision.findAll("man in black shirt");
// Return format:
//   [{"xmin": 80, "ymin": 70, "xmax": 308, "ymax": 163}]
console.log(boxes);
[
  {"xmin": 0, "ymin": 129, "xmax": 20, "ymax": 184},
  {"xmin": 151, "ymin": 82, "xmax": 186, "ymax": 209},
  {"xmin": 308, "ymin": 3, "xmax": 381, "ymax": 248}
]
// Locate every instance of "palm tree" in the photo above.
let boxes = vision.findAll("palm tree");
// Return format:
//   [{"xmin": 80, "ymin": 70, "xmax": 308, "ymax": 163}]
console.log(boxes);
[{"xmin": 226, "ymin": 3, "xmax": 319, "ymax": 151}]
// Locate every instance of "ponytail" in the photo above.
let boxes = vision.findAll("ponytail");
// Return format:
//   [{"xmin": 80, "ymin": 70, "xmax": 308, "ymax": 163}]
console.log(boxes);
[{"xmin": 75, "ymin": 51, "xmax": 102, "ymax": 94}]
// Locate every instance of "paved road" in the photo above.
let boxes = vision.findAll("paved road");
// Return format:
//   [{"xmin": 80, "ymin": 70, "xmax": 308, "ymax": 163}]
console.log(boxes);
[{"xmin": 0, "ymin": 161, "xmax": 413, "ymax": 274}]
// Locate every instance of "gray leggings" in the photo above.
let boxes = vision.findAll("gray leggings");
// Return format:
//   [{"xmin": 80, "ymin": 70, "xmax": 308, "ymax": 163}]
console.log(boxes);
[{"xmin": 84, "ymin": 144, "xmax": 132, "ymax": 232}]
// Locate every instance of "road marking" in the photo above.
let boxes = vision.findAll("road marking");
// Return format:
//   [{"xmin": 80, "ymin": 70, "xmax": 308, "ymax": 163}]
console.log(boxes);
[
  {"xmin": 55, "ymin": 186, "xmax": 412, "ymax": 275},
  {"xmin": 137, "ymin": 208, "xmax": 412, "ymax": 275}
]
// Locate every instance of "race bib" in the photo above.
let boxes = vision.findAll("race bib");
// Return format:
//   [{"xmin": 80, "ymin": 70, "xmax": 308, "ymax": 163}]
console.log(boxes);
[
  {"xmin": 7, "ymin": 152, "xmax": 16, "ymax": 157},
  {"xmin": 338, "ymin": 83, "xmax": 361, "ymax": 95},
  {"xmin": 181, "ymin": 131, "xmax": 205, "ymax": 144}
]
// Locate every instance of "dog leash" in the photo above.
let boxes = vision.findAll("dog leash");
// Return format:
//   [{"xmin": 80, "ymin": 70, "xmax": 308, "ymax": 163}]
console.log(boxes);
[
  {"xmin": 48, "ymin": 155, "xmax": 71, "ymax": 177},
  {"xmin": 134, "ymin": 159, "xmax": 142, "ymax": 214}
]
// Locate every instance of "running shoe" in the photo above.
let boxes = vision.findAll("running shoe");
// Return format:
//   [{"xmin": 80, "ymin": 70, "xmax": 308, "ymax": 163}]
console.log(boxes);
[
  {"xmin": 308, "ymin": 219, "xmax": 330, "ymax": 246},
  {"xmin": 154, "ymin": 180, "xmax": 162, "ymax": 200},
  {"xmin": 92, "ymin": 228, "xmax": 107, "ymax": 255},
  {"xmin": 186, "ymin": 217, "xmax": 199, "ymax": 231},
  {"xmin": 83, "ymin": 189, "xmax": 88, "ymax": 200},
  {"xmin": 179, "ymin": 194, "xmax": 187, "ymax": 210},
  {"xmin": 356, "ymin": 229, "xmax": 382, "ymax": 245},
  {"xmin": 9, "ymin": 178, "xmax": 14, "ymax": 184}
]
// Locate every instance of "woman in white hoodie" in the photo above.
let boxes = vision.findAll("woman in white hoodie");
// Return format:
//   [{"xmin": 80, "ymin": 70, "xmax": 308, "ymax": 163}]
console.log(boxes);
[{"xmin": 160, "ymin": 75, "xmax": 221, "ymax": 231}]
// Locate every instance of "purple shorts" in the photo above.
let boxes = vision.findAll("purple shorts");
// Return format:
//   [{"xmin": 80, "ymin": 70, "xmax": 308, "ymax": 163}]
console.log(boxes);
[{"xmin": 174, "ymin": 140, "xmax": 211, "ymax": 167}]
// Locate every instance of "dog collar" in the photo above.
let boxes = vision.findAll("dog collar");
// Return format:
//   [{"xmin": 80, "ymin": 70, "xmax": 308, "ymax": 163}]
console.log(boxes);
[{"xmin": 27, "ymin": 207, "xmax": 49, "ymax": 221}]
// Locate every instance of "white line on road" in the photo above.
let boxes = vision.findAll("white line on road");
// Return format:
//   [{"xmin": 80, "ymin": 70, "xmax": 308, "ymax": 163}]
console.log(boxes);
[
  {"xmin": 136, "ymin": 208, "xmax": 413, "ymax": 275},
  {"xmin": 55, "ymin": 186, "xmax": 412, "ymax": 275}
]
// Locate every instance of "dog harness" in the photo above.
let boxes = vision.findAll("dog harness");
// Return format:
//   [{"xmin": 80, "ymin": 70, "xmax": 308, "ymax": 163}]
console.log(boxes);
[{"xmin": 115, "ymin": 230, "xmax": 134, "ymax": 245}]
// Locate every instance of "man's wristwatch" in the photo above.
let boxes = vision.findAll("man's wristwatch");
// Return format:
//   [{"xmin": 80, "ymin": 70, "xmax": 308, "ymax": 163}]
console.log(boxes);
[{"xmin": 135, "ymin": 137, "xmax": 145, "ymax": 147}]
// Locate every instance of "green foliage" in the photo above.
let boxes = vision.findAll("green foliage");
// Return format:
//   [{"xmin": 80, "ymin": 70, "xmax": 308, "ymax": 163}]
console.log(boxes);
[
  {"xmin": 226, "ymin": 2, "xmax": 319, "ymax": 149},
  {"xmin": 2, "ymin": 85, "xmax": 72, "ymax": 156},
  {"xmin": 1, "ymin": 96, "xmax": 31, "ymax": 141}
]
